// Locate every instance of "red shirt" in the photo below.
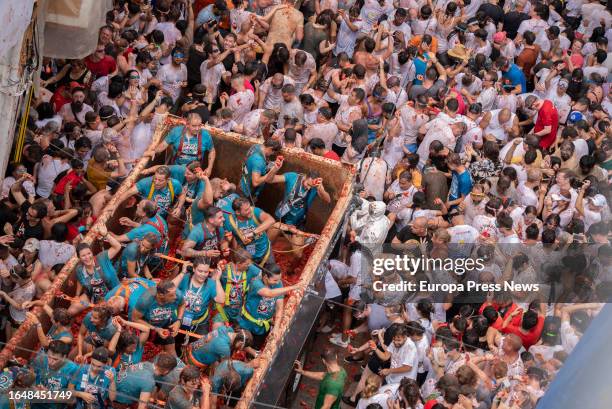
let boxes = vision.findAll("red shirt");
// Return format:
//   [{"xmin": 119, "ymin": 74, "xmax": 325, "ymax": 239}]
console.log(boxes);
[
  {"xmin": 84, "ymin": 55, "xmax": 117, "ymax": 78},
  {"xmin": 51, "ymin": 85, "xmax": 71, "ymax": 113},
  {"xmin": 535, "ymin": 100, "xmax": 559, "ymax": 149},
  {"xmin": 323, "ymin": 151, "xmax": 341, "ymax": 161},
  {"xmin": 53, "ymin": 170, "xmax": 84, "ymax": 195},
  {"xmin": 67, "ymin": 216, "xmax": 97, "ymax": 242},
  {"xmin": 479, "ymin": 302, "xmax": 522, "ymax": 327},
  {"xmin": 503, "ymin": 315, "xmax": 544, "ymax": 350}
]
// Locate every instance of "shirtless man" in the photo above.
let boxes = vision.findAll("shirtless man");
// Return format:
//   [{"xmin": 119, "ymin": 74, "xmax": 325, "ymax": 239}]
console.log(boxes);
[{"xmin": 256, "ymin": 0, "xmax": 304, "ymax": 49}]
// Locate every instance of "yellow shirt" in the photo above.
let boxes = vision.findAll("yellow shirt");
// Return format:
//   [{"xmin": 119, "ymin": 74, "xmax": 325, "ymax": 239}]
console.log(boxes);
[{"xmin": 86, "ymin": 160, "xmax": 111, "ymax": 191}]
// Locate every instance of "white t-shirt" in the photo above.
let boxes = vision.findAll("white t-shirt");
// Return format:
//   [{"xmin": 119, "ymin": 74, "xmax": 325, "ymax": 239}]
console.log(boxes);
[
  {"xmin": 417, "ymin": 123, "xmax": 455, "ymax": 169},
  {"xmin": 517, "ymin": 182, "xmax": 539, "ymax": 207},
  {"xmin": 131, "ymin": 121, "xmax": 155, "ymax": 160},
  {"xmin": 335, "ymin": 19, "xmax": 365, "ymax": 58},
  {"xmin": 583, "ymin": 206, "xmax": 602, "ymax": 231},
  {"xmin": 39, "ymin": 240, "xmax": 76, "ymax": 270},
  {"xmin": 324, "ymin": 270, "xmax": 342, "ymax": 300},
  {"xmin": 1, "ymin": 177, "xmax": 35, "ymax": 199},
  {"xmin": 528, "ymin": 344, "xmax": 564, "ymax": 362},
  {"xmin": 9, "ymin": 281, "xmax": 36, "ymax": 323},
  {"xmin": 157, "ymin": 63, "xmax": 187, "ymax": 103},
  {"xmin": 155, "ymin": 22, "xmax": 181, "ymax": 47},
  {"xmin": 261, "ymin": 76, "xmax": 294, "ymax": 110},
  {"xmin": 473, "ymin": 214, "xmax": 498, "ymax": 239},
  {"xmin": 386, "ymin": 337, "xmax": 418, "ymax": 384},
  {"xmin": 399, "ymin": 104, "xmax": 429, "ymax": 145},
  {"xmin": 448, "ymin": 224, "xmax": 479, "ymax": 244},
  {"xmin": 560, "ymin": 320, "xmax": 580, "ymax": 353},
  {"xmin": 288, "ymin": 51, "xmax": 316, "ymax": 93},
  {"xmin": 200, "ymin": 61, "xmax": 226, "ymax": 103},
  {"xmin": 304, "ymin": 122, "xmax": 338, "ymax": 150},
  {"xmin": 229, "ymin": 90, "xmax": 255, "ymax": 124},
  {"xmin": 360, "ymin": 157, "xmax": 389, "ymax": 202},
  {"xmin": 381, "ymin": 19, "xmax": 412, "ymax": 42},
  {"xmin": 35, "ymin": 157, "xmax": 71, "ymax": 198},
  {"xmin": 59, "ymin": 103, "xmax": 94, "ymax": 125},
  {"xmin": 573, "ymin": 138, "xmax": 589, "ymax": 160}
]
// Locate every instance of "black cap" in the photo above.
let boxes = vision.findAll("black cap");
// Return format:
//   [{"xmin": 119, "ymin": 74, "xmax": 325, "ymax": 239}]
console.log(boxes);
[{"xmin": 193, "ymin": 84, "xmax": 206, "ymax": 97}]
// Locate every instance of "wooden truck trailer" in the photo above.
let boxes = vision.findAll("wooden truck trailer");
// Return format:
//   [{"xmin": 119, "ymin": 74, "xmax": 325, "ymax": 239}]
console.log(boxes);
[{"xmin": 0, "ymin": 116, "xmax": 355, "ymax": 408}]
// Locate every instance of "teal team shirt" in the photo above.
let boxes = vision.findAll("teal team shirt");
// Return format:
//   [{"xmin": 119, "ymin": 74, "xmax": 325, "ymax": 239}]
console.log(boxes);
[
  {"xmin": 118, "ymin": 241, "xmax": 156, "ymax": 279},
  {"xmin": 190, "ymin": 326, "xmax": 233, "ymax": 365},
  {"xmin": 70, "ymin": 364, "xmax": 116, "ymax": 409},
  {"xmin": 113, "ymin": 341, "xmax": 144, "ymax": 374},
  {"xmin": 32, "ymin": 353, "xmax": 79, "ymax": 408},
  {"xmin": 186, "ymin": 221, "xmax": 225, "ymax": 252},
  {"xmin": 76, "ymin": 251, "xmax": 120, "ymax": 304},
  {"xmin": 167, "ymin": 385, "xmax": 203, "ymax": 409},
  {"xmin": 177, "ymin": 275, "xmax": 217, "ymax": 327},
  {"xmin": 169, "ymin": 165, "xmax": 207, "ymax": 200},
  {"xmin": 105, "ymin": 278, "xmax": 156, "ymax": 321},
  {"xmin": 165, "ymin": 126, "xmax": 213, "ymax": 166},
  {"xmin": 154, "ymin": 356, "xmax": 185, "ymax": 396},
  {"xmin": 126, "ymin": 215, "xmax": 169, "ymax": 254},
  {"xmin": 240, "ymin": 145, "xmax": 268, "ymax": 199},
  {"xmin": 82, "ymin": 312, "xmax": 117, "ymax": 346},
  {"xmin": 220, "ymin": 263, "xmax": 261, "ymax": 321},
  {"xmin": 115, "ymin": 362, "xmax": 156, "ymax": 404},
  {"xmin": 238, "ymin": 277, "xmax": 283, "ymax": 335},
  {"xmin": 135, "ymin": 177, "xmax": 182, "ymax": 218},
  {"xmin": 275, "ymin": 172, "xmax": 318, "ymax": 226},
  {"xmin": 226, "ymin": 207, "xmax": 270, "ymax": 262},
  {"xmin": 211, "ymin": 360, "xmax": 254, "ymax": 393},
  {"xmin": 135, "ymin": 288, "xmax": 184, "ymax": 328}
]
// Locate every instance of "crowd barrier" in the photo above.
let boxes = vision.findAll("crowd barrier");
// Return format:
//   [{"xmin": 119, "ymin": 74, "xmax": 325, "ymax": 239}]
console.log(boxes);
[{"xmin": 0, "ymin": 114, "xmax": 356, "ymax": 408}]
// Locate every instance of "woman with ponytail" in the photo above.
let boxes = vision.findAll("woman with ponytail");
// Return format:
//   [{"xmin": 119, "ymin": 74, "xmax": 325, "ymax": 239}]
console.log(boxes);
[
  {"xmin": 185, "ymin": 326, "xmax": 253, "ymax": 370},
  {"xmin": 210, "ymin": 356, "xmax": 258, "ymax": 397}
]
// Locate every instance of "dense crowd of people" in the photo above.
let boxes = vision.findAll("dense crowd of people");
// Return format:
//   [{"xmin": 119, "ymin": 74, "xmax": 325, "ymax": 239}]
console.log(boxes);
[{"xmin": 0, "ymin": 0, "xmax": 611, "ymax": 407}]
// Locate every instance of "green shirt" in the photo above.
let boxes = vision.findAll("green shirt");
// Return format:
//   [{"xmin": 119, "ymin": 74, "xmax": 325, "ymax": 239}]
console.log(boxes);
[{"xmin": 314, "ymin": 369, "xmax": 347, "ymax": 409}]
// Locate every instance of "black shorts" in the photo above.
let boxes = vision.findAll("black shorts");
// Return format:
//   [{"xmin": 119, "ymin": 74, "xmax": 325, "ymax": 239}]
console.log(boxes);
[
  {"xmin": 332, "ymin": 143, "xmax": 347, "ymax": 157},
  {"xmin": 367, "ymin": 353, "xmax": 390, "ymax": 374},
  {"xmin": 325, "ymin": 295, "xmax": 343, "ymax": 311},
  {"xmin": 252, "ymin": 332, "xmax": 268, "ymax": 350}
]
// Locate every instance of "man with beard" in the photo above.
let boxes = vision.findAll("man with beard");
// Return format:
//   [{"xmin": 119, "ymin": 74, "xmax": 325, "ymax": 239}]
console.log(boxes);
[
  {"xmin": 239, "ymin": 139, "xmax": 283, "ymax": 202},
  {"xmin": 148, "ymin": 112, "xmax": 216, "ymax": 169},
  {"xmin": 58, "ymin": 86, "xmax": 93, "ymax": 125},
  {"xmin": 110, "ymin": 200, "xmax": 169, "ymax": 255},
  {"xmin": 116, "ymin": 166, "xmax": 184, "ymax": 219},
  {"xmin": 156, "ymin": 48, "xmax": 188, "ymax": 104},
  {"xmin": 181, "ymin": 206, "xmax": 229, "ymax": 262},
  {"xmin": 118, "ymin": 233, "xmax": 162, "ymax": 280},
  {"xmin": 32, "ymin": 341, "xmax": 79, "ymax": 408}
]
